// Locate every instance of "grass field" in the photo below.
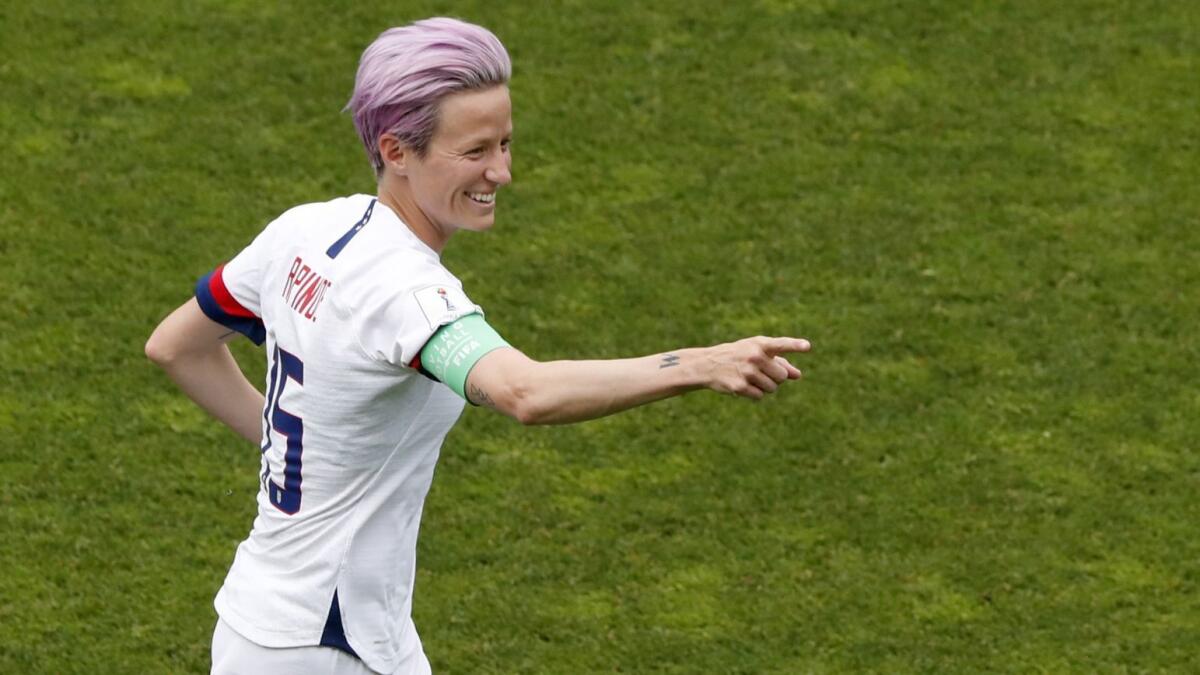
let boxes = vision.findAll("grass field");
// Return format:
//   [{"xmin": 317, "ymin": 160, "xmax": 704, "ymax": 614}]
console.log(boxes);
[{"xmin": 2, "ymin": 0, "xmax": 1198, "ymax": 672}]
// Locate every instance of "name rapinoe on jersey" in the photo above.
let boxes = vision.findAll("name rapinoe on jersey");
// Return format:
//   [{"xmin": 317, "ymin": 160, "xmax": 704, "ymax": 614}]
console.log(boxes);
[{"xmin": 282, "ymin": 256, "xmax": 333, "ymax": 322}]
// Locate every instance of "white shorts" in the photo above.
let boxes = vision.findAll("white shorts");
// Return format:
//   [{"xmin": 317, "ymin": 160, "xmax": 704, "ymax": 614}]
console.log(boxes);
[{"xmin": 211, "ymin": 618, "xmax": 432, "ymax": 675}]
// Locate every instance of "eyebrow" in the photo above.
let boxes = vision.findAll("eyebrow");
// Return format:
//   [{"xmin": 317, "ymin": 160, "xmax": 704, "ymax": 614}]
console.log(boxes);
[{"xmin": 456, "ymin": 132, "xmax": 513, "ymax": 149}]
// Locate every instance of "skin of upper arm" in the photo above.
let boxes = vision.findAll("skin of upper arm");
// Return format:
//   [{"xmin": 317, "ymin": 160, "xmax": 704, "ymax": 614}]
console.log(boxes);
[
  {"xmin": 146, "ymin": 298, "xmax": 240, "ymax": 364},
  {"xmin": 463, "ymin": 346, "xmax": 537, "ymax": 420}
]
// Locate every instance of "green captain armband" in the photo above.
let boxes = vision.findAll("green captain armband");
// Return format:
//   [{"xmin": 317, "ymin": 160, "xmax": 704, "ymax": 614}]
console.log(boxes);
[{"xmin": 419, "ymin": 313, "xmax": 511, "ymax": 402}]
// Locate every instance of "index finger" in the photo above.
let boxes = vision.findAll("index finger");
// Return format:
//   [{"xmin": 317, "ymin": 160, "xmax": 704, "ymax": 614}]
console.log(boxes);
[{"xmin": 763, "ymin": 337, "xmax": 811, "ymax": 355}]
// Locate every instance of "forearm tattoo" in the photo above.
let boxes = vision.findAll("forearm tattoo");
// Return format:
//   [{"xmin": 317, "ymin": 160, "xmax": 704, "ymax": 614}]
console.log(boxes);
[
  {"xmin": 468, "ymin": 382, "xmax": 497, "ymax": 408},
  {"xmin": 659, "ymin": 353, "xmax": 680, "ymax": 369}
]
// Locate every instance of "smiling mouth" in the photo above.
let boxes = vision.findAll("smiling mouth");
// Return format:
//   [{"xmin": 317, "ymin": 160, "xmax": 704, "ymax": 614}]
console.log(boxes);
[{"xmin": 466, "ymin": 191, "xmax": 495, "ymax": 204}]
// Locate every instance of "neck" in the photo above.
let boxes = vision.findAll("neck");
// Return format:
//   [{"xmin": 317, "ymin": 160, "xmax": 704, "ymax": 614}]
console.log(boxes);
[{"xmin": 376, "ymin": 176, "xmax": 450, "ymax": 254}]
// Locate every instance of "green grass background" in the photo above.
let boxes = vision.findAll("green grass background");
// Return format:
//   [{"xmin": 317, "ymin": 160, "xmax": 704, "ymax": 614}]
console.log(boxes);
[{"xmin": 2, "ymin": 0, "xmax": 1198, "ymax": 672}]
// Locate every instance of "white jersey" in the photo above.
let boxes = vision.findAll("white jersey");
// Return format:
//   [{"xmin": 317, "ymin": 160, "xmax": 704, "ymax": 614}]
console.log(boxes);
[{"xmin": 195, "ymin": 194, "xmax": 480, "ymax": 674}]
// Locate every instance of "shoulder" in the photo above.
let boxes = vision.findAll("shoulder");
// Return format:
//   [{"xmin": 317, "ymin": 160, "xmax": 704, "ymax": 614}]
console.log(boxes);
[
  {"xmin": 267, "ymin": 194, "xmax": 376, "ymax": 230},
  {"xmin": 355, "ymin": 255, "xmax": 466, "ymax": 315},
  {"xmin": 336, "ymin": 202, "xmax": 459, "ymax": 293},
  {"xmin": 328, "ymin": 218, "xmax": 467, "ymax": 316},
  {"xmin": 245, "ymin": 194, "xmax": 379, "ymax": 265}
]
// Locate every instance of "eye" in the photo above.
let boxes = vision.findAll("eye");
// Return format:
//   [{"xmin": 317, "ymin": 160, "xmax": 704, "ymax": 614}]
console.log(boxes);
[
  {"xmin": 501, "ymin": 138, "xmax": 512, "ymax": 151},
  {"xmin": 465, "ymin": 147, "xmax": 485, "ymax": 157}
]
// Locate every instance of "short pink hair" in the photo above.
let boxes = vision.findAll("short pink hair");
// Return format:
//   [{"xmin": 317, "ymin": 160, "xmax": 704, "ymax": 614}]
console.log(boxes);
[{"xmin": 347, "ymin": 18, "xmax": 511, "ymax": 176}]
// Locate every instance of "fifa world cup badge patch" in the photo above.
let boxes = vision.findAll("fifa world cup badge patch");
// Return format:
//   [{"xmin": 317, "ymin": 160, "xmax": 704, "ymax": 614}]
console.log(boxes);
[{"xmin": 414, "ymin": 284, "xmax": 473, "ymax": 330}]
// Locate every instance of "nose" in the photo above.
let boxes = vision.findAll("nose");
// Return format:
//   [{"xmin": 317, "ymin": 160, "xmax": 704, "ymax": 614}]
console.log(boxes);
[{"xmin": 484, "ymin": 151, "xmax": 512, "ymax": 186}]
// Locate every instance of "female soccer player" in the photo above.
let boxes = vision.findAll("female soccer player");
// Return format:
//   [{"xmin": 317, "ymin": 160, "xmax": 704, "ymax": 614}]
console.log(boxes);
[{"xmin": 146, "ymin": 17, "xmax": 811, "ymax": 675}]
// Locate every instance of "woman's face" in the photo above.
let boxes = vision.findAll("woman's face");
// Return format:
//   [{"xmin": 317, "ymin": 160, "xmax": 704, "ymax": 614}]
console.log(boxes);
[{"xmin": 405, "ymin": 85, "xmax": 513, "ymax": 234}]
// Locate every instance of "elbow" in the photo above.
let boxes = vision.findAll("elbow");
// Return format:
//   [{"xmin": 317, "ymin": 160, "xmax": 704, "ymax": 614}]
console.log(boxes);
[
  {"xmin": 512, "ymin": 407, "xmax": 538, "ymax": 426},
  {"xmin": 503, "ymin": 374, "xmax": 553, "ymax": 426},
  {"xmin": 144, "ymin": 330, "xmax": 178, "ymax": 368},
  {"xmin": 512, "ymin": 400, "xmax": 549, "ymax": 426},
  {"xmin": 471, "ymin": 352, "xmax": 557, "ymax": 425}
]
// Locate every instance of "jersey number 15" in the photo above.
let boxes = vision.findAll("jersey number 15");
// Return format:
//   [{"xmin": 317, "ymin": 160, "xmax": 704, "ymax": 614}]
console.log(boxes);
[{"xmin": 261, "ymin": 345, "xmax": 304, "ymax": 514}]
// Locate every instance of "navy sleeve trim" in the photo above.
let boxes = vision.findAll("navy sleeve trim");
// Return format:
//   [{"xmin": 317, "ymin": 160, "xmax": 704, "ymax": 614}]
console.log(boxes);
[{"xmin": 195, "ymin": 267, "xmax": 266, "ymax": 345}]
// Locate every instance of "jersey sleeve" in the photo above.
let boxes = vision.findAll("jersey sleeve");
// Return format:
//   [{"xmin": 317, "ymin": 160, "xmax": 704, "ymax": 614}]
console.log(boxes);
[
  {"xmin": 194, "ymin": 226, "xmax": 272, "ymax": 345},
  {"xmin": 355, "ymin": 273, "xmax": 484, "ymax": 369}
]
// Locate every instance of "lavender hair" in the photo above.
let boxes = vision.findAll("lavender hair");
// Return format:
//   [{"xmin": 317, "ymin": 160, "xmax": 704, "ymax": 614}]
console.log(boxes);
[{"xmin": 346, "ymin": 18, "xmax": 512, "ymax": 176}]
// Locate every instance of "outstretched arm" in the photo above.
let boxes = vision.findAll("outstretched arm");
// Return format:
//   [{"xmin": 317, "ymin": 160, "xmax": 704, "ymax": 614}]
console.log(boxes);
[
  {"xmin": 465, "ymin": 336, "xmax": 810, "ymax": 425},
  {"xmin": 145, "ymin": 298, "xmax": 265, "ymax": 443}
]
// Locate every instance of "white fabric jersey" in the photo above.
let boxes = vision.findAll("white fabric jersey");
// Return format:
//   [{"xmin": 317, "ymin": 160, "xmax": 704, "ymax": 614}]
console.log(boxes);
[{"xmin": 195, "ymin": 194, "xmax": 480, "ymax": 674}]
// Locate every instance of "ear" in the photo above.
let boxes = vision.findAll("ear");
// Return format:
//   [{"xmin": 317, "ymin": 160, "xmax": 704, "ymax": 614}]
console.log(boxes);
[{"xmin": 378, "ymin": 133, "xmax": 410, "ymax": 175}]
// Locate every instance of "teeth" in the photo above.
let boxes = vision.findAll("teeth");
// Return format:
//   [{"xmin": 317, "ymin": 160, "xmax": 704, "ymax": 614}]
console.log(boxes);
[{"xmin": 468, "ymin": 192, "xmax": 495, "ymax": 203}]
